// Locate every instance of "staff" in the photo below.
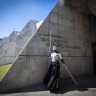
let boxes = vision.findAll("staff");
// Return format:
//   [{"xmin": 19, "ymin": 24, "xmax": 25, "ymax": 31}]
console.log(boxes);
[{"xmin": 49, "ymin": 30, "xmax": 52, "ymax": 53}]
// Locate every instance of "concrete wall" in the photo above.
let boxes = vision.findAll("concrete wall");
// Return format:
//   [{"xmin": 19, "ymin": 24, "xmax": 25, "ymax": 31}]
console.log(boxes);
[
  {"xmin": 0, "ymin": 0, "xmax": 94, "ymax": 92},
  {"xmin": 88, "ymin": 0, "xmax": 96, "ymax": 16},
  {"xmin": 0, "ymin": 20, "xmax": 38, "ymax": 65},
  {"xmin": 0, "ymin": 31, "xmax": 19, "ymax": 56},
  {"xmin": 0, "ymin": 37, "xmax": 8, "ymax": 56},
  {"xmin": 90, "ymin": 15, "xmax": 96, "ymax": 42},
  {"xmin": 66, "ymin": 0, "xmax": 96, "ymax": 16}
]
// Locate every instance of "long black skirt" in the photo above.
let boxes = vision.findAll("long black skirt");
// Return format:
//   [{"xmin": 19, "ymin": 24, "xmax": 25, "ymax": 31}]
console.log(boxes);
[{"xmin": 43, "ymin": 62, "xmax": 60, "ymax": 90}]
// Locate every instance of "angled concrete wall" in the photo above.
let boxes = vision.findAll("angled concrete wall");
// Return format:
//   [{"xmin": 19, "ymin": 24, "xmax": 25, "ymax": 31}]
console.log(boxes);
[
  {"xmin": 0, "ymin": 37, "xmax": 8, "ymax": 56},
  {"xmin": 0, "ymin": 31, "xmax": 19, "ymax": 56},
  {"xmin": 0, "ymin": 0, "xmax": 94, "ymax": 92},
  {"xmin": 0, "ymin": 20, "xmax": 38, "ymax": 65}
]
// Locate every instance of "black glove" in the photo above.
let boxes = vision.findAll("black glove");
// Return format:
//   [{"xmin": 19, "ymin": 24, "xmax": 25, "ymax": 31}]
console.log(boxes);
[{"xmin": 61, "ymin": 59, "xmax": 65, "ymax": 64}]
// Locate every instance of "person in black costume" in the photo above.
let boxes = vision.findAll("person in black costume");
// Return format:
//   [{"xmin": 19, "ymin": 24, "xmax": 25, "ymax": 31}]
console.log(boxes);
[{"xmin": 43, "ymin": 46, "xmax": 65, "ymax": 92}]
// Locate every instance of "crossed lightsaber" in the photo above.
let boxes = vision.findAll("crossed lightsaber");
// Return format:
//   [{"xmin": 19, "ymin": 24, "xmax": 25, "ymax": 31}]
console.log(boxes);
[{"xmin": 49, "ymin": 30, "xmax": 78, "ymax": 86}]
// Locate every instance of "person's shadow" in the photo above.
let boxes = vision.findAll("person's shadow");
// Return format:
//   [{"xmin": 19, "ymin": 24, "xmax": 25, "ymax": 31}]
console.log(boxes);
[{"xmin": 51, "ymin": 75, "xmax": 96, "ymax": 94}]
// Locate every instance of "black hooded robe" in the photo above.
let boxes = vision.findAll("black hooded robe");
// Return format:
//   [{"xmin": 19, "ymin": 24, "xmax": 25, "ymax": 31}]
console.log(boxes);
[{"xmin": 43, "ymin": 61, "xmax": 60, "ymax": 90}]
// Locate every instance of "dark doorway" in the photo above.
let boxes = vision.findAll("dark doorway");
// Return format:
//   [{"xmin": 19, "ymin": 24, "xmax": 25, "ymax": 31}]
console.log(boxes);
[{"xmin": 92, "ymin": 44, "xmax": 96, "ymax": 74}]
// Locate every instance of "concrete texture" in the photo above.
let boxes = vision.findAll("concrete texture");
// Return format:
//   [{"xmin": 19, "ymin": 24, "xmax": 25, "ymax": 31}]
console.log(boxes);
[
  {"xmin": 0, "ymin": 75, "xmax": 96, "ymax": 96},
  {"xmin": 66, "ymin": 0, "xmax": 96, "ymax": 16},
  {"xmin": 0, "ymin": 0, "xmax": 96, "ymax": 93},
  {"xmin": 0, "ymin": 20, "xmax": 38, "ymax": 65},
  {"xmin": 1, "ymin": 91, "xmax": 96, "ymax": 96},
  {"xmin": 0, "ymin": 31, "xmax": 19, "ymax": 55}
]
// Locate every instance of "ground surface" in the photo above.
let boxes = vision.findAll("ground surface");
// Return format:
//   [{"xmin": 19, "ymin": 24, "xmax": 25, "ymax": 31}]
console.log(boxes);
[
  {"xmin": 0, "ymin": 64, "xmax": 11, "ymax": 80},
  {"xmin": 0, "ymin": 74, "xmax": 96, "ymax": 96}
]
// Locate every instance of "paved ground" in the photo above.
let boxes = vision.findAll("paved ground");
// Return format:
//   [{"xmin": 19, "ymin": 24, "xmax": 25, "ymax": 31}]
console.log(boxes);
[{"xmin": 0, "ymin": 74, "xmax": 96, "ymax": 96}]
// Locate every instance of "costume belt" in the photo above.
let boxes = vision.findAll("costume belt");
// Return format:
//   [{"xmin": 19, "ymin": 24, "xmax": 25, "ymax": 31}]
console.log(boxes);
[{"xmin": 52, "ymin": 60, "xmax": 59, "ymax": 65}]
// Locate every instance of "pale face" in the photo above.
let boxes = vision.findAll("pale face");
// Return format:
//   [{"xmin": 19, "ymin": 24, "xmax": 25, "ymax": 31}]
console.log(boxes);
[{"xmin": 53, "ymin": 46, "xmax": 56, "ymax": 51}]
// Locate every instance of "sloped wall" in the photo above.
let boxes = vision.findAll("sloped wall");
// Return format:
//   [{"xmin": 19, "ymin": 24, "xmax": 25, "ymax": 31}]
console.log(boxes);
[
  {"xmin": 0, "ymin": 20, "xmax": 38, "ymax": 65},
  {"xmin": 0, "ymin": 31, "xmax": 19, "ymax": 56},
  {"xmin": 0, "ymin": 0, "xmax": 94, "ymax": 92}
]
